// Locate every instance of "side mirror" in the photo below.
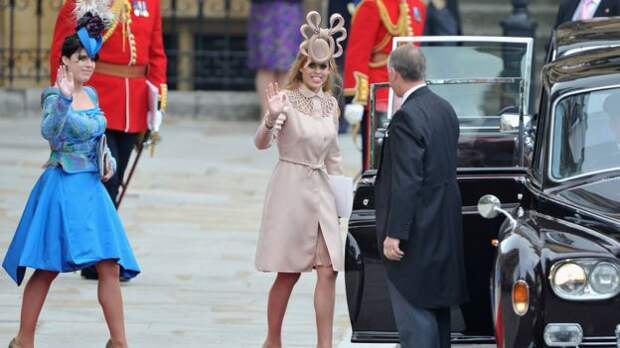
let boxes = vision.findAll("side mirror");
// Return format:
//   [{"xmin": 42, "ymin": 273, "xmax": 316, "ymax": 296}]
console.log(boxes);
[
  {"xmin": 500, "ymin": 114, "xmax": 532, "ymax": 133},
  {"xmin": 478, "ymin": 194, "xmax": 501, "ymax": 219},
  {"xmin": 477, "ymin": 194, "xmax": 518, "ymax": 229}
]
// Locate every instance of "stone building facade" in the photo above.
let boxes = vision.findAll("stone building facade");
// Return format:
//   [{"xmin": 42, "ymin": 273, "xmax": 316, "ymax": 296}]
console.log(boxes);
[{"xmin": 0, "ymin": 0, "xmax": 324, "ymax": 90}]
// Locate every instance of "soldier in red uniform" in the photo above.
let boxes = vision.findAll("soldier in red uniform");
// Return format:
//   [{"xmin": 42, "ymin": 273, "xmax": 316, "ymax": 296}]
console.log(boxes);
[
  {"xmin": 343, "ymin": 0, "xmax": 426, "ymax": 170},
  {"xmin": 50, "ymin": 0, "xmax": 167, "ymax": 280}
]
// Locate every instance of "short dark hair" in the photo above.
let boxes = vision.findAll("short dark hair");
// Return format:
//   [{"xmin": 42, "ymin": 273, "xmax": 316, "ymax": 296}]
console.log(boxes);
[
  {"xmin": 388, "ymin": 44, "xmax": 426, "ymax": 82},
  {"xmin": 61, "ymin": 34, "xmax": 83, "ymax": 59}
]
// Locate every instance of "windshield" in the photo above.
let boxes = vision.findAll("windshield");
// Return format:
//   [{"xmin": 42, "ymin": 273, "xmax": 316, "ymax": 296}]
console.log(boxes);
[
  {"xmin": 370, "ymin": 37, "xmax": 533, "ymax": 169},
  {"xmin": 551, "ymin": 87, "xmax": 620, "ymax": 181}
]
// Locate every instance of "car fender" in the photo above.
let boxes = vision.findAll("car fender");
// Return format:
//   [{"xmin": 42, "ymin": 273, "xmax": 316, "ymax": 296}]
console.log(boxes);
[{"xmin": 493, "ymin": 221, "xmax": 544, "ymax": 348}]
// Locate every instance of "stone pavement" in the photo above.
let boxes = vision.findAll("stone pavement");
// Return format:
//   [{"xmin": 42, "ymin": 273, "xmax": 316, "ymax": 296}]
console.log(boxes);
[{"xmin": 0, "ymin": 118, "xmax": 494, "ymax": 348}]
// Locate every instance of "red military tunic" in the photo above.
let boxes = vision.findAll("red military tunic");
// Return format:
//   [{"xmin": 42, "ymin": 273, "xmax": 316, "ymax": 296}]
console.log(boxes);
[
  {"xmin": 50, "ymin": 0, "xmax": 167, "ymax": 133},
  {"xmin": 344, "ymin": 0, "xmax": 426, "ymax": 106}
]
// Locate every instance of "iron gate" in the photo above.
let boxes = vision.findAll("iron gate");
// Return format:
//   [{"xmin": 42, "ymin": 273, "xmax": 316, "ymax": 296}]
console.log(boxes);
[{"xmin": 0, "ymin": 0, "xmax": 255, "ymax": 90}]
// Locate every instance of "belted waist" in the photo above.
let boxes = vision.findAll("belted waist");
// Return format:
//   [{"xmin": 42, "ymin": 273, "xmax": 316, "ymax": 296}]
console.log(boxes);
[
  {"xmin": 95, "ymin": 62, "xmax": 147, "ymax": 78},
  {"xmin": 279, "ymin": 157, "xmax": 326, "ymax": 171},
  {"xmin": 51, "ymin": 139, "xmax": 97, "ymax": 153}
]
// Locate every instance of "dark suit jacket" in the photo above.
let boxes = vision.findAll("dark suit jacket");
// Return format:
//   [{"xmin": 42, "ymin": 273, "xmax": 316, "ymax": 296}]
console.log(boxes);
[
  {"xmin": 375, "ymin": 86, "xmax": 468, "ymax": 309},
  {"xmin": 555, "ymin": 0, "xmax": 620, "ymax": 28}
]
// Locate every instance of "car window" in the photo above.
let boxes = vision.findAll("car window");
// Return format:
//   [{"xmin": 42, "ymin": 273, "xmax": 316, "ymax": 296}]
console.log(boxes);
[
  {"xmin": 551, "ymin": 87, "xmax": 620, "ymax": 181},
  {"xmin": 395, "ymin": 42, "xmax": 528, "ymax": 131}
]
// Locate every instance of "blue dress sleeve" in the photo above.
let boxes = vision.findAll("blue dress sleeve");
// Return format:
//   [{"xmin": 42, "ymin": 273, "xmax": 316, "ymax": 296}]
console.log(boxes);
[{"xmin": 40, "ymin": 87, "xmax": 71, "ymax": 142}]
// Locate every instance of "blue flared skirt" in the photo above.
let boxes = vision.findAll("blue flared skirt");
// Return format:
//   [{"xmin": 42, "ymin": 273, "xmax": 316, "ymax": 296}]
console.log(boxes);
[{"xmin": 2, "ymin": 166, "xmax": 140, "ymax": 285}]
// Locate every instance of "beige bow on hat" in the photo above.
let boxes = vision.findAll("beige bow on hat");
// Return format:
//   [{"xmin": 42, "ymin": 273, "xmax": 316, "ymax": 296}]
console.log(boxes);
[{"xmin": 299, "ymin": 11, "xmax": 347, "ymax": 64}]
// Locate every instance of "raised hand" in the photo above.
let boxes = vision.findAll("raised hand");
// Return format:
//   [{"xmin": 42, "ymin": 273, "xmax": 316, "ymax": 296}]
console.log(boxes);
[
  {"xmin": 56, "ymin": 65, "xmax": 74, "ymax": 98},
  {"xmin": 265, "ymin": 82, "xmax": 288, "ymax": 123}
]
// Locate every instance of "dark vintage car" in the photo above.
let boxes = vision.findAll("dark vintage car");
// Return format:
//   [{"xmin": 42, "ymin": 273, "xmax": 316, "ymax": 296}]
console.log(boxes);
[
  {"xmin": 546, "ymin": 16, "xmax": 620, "ymax": 63},
  {"xmin": 345, "ymin": 36, "xmax": 620, "ymax": 347}
]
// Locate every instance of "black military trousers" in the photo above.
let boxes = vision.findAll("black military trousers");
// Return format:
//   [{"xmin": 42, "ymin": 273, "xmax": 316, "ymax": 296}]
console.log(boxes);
[{"xmin": 103, "ymin": 129, "xmax": 140, "ymax": 206}]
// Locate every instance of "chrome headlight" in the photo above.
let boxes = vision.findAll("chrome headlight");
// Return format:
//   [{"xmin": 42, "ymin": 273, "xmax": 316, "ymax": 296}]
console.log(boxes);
[
  {"xmin": 552, "ymin": 263, "xmax": 587, "ymax": 295},
  {"xmin": 589, "ymin": 262, "xmax": 620, "ymax": 295},
  {"xmin": 550, "ymin": 259, "xmax": 620, "ymax": 300}
]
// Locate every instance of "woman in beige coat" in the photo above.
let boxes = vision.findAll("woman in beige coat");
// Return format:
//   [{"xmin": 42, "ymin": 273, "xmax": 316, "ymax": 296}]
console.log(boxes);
[{"xmin": 254, "ymin": 11, "xmax": 347, "ymax": 348}]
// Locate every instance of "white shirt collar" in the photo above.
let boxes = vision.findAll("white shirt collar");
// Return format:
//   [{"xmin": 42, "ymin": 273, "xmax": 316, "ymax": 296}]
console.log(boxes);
[{"xmin": 401, "ymin": 82, "xmax": 427, "ymax": 103}]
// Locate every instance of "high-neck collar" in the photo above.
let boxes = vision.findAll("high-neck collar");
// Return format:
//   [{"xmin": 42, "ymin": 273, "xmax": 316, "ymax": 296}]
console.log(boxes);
[{"xmin": 299, "ymin": 83, "xmax": 325, "ymax": 98}]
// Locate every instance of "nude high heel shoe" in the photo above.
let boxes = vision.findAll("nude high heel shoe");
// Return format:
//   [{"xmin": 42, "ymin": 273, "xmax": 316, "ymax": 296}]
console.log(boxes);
[{"xmin": 8, "ymin": 338, "xmax": 21, "ymax": 348}]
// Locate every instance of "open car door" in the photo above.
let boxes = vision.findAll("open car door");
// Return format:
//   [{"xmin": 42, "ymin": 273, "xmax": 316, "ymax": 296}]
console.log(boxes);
[{"xmin": 345, "ymin": 36, "xmax": 534, "ymax": 344}]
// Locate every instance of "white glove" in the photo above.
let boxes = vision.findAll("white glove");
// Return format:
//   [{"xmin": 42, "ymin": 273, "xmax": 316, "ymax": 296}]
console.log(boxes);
[
  {"xmin": 344, "ymin": 103, "xmax": 364, "ymax": 124},
  {"xmin": 148, "ymin": 109, "xmax": 163, "ymax": 132}
]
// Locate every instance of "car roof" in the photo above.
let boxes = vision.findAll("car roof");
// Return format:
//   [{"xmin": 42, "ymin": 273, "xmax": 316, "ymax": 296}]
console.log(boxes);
[
  {"xmin": 543, "ymin": 46, "xmax": 620, "ymax": 95},
  {"xmin": 554, "ymin": 17, "xmax": 620, "ymax": 58}
]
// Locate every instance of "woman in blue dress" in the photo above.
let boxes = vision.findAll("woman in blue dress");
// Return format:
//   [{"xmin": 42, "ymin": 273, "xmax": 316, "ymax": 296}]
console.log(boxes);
[{"xmin": 2, "ymin": 11, "xmax": 139, "ymax": 348}]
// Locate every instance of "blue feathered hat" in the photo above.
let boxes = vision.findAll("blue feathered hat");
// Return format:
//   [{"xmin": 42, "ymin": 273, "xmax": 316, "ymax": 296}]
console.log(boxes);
[{"xmin": 73, "ymin": 1, "xmax": 114, "ymax": 57}]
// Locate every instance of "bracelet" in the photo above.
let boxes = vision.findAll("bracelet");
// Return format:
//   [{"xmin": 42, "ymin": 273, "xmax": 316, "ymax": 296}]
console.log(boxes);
[{"xmin": 59, "ymin": 94, "xmax": 73, "ymax": 103}]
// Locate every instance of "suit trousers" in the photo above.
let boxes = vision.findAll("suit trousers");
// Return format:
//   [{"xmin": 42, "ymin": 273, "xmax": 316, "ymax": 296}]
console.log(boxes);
[{"xmin": 386, "ymin": 277, "xmax": 451, "ymax": 348}]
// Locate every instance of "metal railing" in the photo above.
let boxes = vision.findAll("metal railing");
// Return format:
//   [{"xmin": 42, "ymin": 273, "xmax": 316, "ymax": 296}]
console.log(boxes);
[{"xmin": 0, "ymin": 0, "xmax": 255, "ymax": 90}]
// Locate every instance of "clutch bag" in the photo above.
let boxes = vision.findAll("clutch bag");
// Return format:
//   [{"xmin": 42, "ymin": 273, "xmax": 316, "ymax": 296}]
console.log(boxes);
[
  {"xmin": 327, "ymin": 175, "xmax": 354, "ymax": 219},
  {"xmin": 97, "ymin": 134, "xmax": 109, "ymax": 177}
]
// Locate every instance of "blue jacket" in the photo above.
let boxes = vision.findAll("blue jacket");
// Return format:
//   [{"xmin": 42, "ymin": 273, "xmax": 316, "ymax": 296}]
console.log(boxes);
[{"xmin": 41, "ymin": 86, "xmax": 115, "ymax": 174}]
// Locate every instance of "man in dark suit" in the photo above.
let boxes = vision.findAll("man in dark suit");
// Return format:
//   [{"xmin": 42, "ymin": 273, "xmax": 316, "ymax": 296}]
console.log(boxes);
[
  {"xmin": 555, "ymin": 0, "xmax": 620, "ymax": 28},
  {"xmin": 375, "ymin": 44, "xmax": 468, "ymax": 348}
]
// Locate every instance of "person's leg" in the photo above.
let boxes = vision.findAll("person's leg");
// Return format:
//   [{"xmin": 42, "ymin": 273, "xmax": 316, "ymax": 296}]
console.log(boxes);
[
  {"xmin": 385, "ymin": 278, "xmax": 441, "ymax": 348},
  {"xmin": 15, "ymin": 270, "xmax": 58, "ymax": 348},
  {"xmin": 436, "ymin": 307, "xmax": 452, "ymax": 348},
  {"xmin": 314, "ymin": 266, "xmax": 337, "ymax": 348},
  {"xmin": 104, "ymin": 130, "xmax": 140, "ymax": 207},
  {"xmin": 95, "ymin": 260, "xmax": 128, "ymax": 348},
  {"xmin": 263, "ymin": 272, "xmax": 301, "ymax": 348},
  {"xmin": 256, "ymin": 69, "xmax": 276, "ymax": 117}
]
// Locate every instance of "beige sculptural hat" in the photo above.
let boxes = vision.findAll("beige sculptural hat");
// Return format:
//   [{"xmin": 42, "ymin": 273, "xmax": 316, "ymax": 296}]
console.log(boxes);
[{"xmin": 299, "ymin": 11, "xmax": 347, "ymax": 64}]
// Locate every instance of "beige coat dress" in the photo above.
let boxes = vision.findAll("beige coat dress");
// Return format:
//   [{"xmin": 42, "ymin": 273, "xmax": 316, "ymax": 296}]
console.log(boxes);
[{"xmin": 255, "ymin": 85, "xmax": 344, "ymax": 272}]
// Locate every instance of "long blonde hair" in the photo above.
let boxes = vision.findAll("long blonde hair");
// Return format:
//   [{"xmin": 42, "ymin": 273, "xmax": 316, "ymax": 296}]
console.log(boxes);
[{"xmin": 285, "ymin": 53, "xmax": 338, "ymax": 93}]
